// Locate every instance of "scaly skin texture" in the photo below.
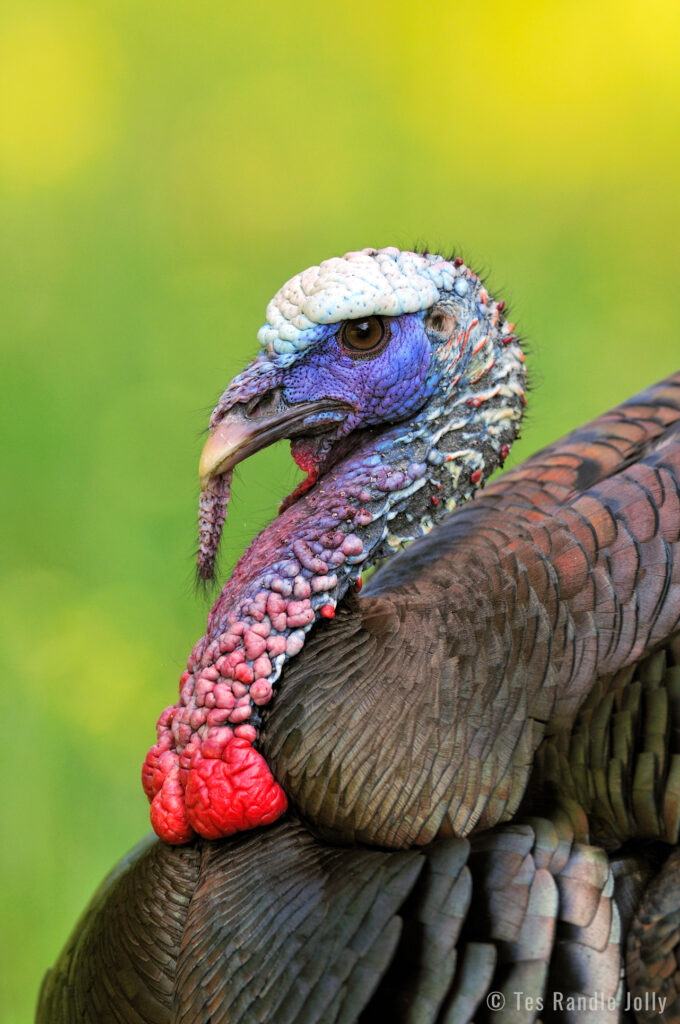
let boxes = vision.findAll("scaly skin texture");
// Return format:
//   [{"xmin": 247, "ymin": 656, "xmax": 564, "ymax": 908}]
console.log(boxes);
[
  {"xmin": 197, "ymin": 472, "xmax": 231, "ymax": 582},
  {"xmin": 142, "ymin": 250, "xmax": 526, "ymax": 843}
]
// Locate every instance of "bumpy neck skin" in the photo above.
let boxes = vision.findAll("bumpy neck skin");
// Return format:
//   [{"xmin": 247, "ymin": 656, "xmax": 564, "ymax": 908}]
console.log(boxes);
[{"xmin": 142, "ymin": 255, "xmax": 526, "ymax": 844}]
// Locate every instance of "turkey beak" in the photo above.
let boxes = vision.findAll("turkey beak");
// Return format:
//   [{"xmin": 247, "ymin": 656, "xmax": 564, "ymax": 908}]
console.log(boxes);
[{"xmin": 199, "ymin": 392, "xmax": 348, "ymax": 489}]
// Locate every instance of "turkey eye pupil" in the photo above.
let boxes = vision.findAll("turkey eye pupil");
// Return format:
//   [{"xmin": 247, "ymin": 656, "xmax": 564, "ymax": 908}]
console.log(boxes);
[{"xmin": 341, "ymin": 315, "xmax": 387, "ymax": 353}]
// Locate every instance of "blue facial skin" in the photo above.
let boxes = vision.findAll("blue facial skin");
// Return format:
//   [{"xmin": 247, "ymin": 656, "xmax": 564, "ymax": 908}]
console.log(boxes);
[{"xmin": 280, "ymin": 313, "xmax": 441, "ymax": 436}]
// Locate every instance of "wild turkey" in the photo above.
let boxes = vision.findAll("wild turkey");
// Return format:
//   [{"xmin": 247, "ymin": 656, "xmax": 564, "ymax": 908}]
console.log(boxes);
[{"xmin": 37, "ymin": 248, "xmax": 680, "ymax": 1023}]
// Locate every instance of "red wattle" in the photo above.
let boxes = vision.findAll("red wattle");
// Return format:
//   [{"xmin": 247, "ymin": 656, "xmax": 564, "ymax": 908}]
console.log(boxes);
[
  {"xmin": 142, "ymin": 736, "xmax": 288, "ymax": 843},
  {"xmin": 185, "ymin": 738, "xmax": 288, "ymax": 838},
  {"xmin": 150, "ymin": 774, "xmax": 195, "ymax": 845}
]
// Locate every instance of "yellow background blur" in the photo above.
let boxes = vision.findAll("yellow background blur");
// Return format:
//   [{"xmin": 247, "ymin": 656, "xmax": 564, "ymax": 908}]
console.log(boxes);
[{"xmin": 1, "ymin": 1, "xmax": 679, "ymax": 1019}]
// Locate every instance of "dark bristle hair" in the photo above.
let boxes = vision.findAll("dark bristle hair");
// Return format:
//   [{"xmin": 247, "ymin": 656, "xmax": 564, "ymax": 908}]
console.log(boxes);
[
  {"xmin": 194, "ymin": 562, "xmax": 219, "ymax": 596},
  {"xmin": 414, "ymin": 242, "xmax": 519, "ymax": 324}
]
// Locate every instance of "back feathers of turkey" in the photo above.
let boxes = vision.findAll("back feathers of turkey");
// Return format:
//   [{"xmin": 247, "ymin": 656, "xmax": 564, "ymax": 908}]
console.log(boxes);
[{"xmin": 37, "ymin": 247, "xmax": 680, "ymax": 1024}]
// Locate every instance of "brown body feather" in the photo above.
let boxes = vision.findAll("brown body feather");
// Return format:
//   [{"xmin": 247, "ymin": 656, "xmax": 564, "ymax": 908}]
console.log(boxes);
[{"xmin": 38, "ymin": 373, "xmax": 680, "ymax": 1024}]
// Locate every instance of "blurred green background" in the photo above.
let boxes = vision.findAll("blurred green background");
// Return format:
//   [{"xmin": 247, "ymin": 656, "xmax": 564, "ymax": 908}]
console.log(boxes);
[{"xmin": 1, "ymin": 0, "xmax": 679, "ymax": 1019}]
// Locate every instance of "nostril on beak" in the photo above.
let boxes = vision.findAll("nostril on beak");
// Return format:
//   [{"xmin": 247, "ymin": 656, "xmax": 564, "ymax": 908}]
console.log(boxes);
[{"xmin": 245, "ymin": 388, "xmax": 285, "ymax": 420}]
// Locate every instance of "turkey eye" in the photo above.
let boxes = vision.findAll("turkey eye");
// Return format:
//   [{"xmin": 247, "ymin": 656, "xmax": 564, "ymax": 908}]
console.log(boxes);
[{"xmin": 340, "ymin": 316, "xmax": 388, "ymax": 355}]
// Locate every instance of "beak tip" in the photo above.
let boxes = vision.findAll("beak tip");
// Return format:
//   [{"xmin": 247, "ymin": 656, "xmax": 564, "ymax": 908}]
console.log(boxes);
[
  {"xmin": 198, "ymin": 448, "xmax": 217, "ymax": 489},
  {"xmin": 198, "ymin": 416, "xmax": 247, "ymax": 487}
]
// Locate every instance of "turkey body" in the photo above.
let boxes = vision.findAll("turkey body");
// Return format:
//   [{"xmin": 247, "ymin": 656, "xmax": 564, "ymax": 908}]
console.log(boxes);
[{"xmin": 38, "ymin": 371, "xmax": 680, "ymax": 1024}]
